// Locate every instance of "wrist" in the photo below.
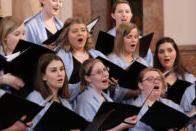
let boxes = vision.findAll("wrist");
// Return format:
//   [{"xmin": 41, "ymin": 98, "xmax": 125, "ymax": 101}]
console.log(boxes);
[{"xmin": 0, "ymin": 75, "xmax": 4, "ymax": 84}]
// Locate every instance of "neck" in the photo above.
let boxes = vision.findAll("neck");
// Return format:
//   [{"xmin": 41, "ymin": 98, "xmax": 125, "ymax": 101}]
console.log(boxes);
[
  {"xmin": 73, "ymin": 48, "xmax": 86, "ymax": 54},
  {"xmin": 42, "ymin": 9, "xmax": 54, "ymax": 21},
  {"xmin": 123, "ymin": 52, "xmax": 133, "ymax": 63}
]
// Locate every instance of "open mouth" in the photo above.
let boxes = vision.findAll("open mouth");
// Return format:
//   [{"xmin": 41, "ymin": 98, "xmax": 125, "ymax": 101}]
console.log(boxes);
[
  {"xmin": 163, "ymin": 58, "xmax": 170, "ymax": 63},
  {"xmin": 130, "ymin": 44, "xmax": 136, "ymax": 47},
  {"xmin": 57, "ymin": 78, "xmax": 63, "ymax": 83},
  {"xmin": 102, "ymin": 79, "xmax": 108, "ymax": 84},
  {"xmin": 154, "ymin": 86, "xmax": 159, "ymax": 89},
  {"xmin": 78, "ymin": 38, "xmax": 83, "ymax": 42}
]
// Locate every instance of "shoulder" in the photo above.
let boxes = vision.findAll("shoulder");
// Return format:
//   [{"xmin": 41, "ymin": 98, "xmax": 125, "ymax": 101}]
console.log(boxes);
[
  {"xmin": 26, "ymin": 90, "xmax": 44, "ymax": 105},
  {"xmin": 107, "ymin": 27, "xmax": 116, "ymax": 36},
  {"xmin": 88, "ymin": 49, "xmax": 107, "ymax": 58},
  {"xmin": 183, "ymin": 84, "xmax": 195, "ymax": 97},
  {"xmin": 108, "ymin": 53, "xmax": 118, "ymax": 59},
  {"xmin": 54, "ymin": 16, "xmax": 63, "ymax": 26},
  {"xmin": 57, "ymin": 48, "xmax": 71, "ymax": 58},
  {"xmin": 24, "ymin": 11, "xmax": 42, "ymax": 26},
  {"xmin": 160, "ymin": 98, "xmax": 183, "ymax": 112},
  {"xmin": 135, "ymin": 57, "xmax": 149, "ymax": 67},
  {"xmin": 184, "ymin": 73, "xmax": 196, "ymax": 83}
]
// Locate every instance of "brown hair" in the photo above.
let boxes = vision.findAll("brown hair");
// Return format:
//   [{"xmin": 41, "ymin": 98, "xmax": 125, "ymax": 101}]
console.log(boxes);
[
  {"xmin": 112, "ymin": 0, "xmax": 132, "ymax": 13},
  {"xmin": 56, "ymin": 17, "xmax": 94, "ymax": 52},
  {"xmin": 112, "ymin": 23, "xmax": 139, "ymax": 57},
  {"xmin": 138, "ymin": 67, "xmax": 167, "ymax": 93},
  {"xmin": 79, "ymin": 58, "xmax": 103, "ymax": 92},
  {"xmin": 34, "ymin": 53, "xmax": 70, "ymax": 99}
]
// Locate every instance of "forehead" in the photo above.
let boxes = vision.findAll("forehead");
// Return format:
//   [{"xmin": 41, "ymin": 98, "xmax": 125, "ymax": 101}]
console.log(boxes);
[
  {"xmin": 47, "ymin": 60, "xmax": 63, "ymax": 68},
  {"xmin": 91, "ymin": 62, "xmax": 105, "ymax": 71},
  {"xmin": 127, "ymin": 28, "xmax": 138, "ymax": 35},
  {"xmin": 115, "ymin": 3, "xmax": 131, "ymax": 10},
  {"xmin": 158, "ymin": 42, "xmax": 174, "ymax": 50},
  {"xmin": 70, "ymin": 23, "xmax": 86, "ymax": 29},
  {"xmin": 143, "ymin": 71, "xmax": 160, "ymax": 78}
]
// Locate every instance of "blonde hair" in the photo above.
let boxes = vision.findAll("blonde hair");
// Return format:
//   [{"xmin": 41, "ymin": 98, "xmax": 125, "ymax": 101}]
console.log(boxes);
[
  {"xmin": 56, "ymin": 17, "xmax": 94, "ymax": 52},
  {"xmin": 0, "ymin": 16, "xmax": 23, "ymax": 53}
]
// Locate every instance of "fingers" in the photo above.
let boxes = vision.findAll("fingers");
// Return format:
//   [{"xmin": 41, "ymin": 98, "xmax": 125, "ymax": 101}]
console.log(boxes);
[
  {"xmin": 109, "ymin": 77, "xmax": 118, "ymax": 86},
  {"xmin": 124, "ymin": 115, "xmax": 138, "ymax": 125},
  {"xmin": 3, "ymin": 73, "xmax": 25, "ymax": 90}
]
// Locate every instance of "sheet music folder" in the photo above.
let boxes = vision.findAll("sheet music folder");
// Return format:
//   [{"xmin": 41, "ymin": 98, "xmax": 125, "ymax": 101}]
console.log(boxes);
[
  {"xmin": 166, "ymin": 79, "xmax": 192, "ymax": 104},
  {"xmin": 140, "ymin": 101, "xmax": 192, "ymax": 130},
  {"xmin": 34, "ymin": 102, "xmax": 90, "ymax": 131},
  {"xmin": 139, "ymin": 32, "xmax": 154, "ymax": 58},
  {"xmin": 93, "ymin": 102, "xmax": 140, "ymax": 130},
  {"xmin": 0, "ymin": 40, "xmax": 54, "ymax": 97},
  {"xmin": 0, "ymin": 92, "xmax": 42, "ymax": 130},
  {"xmin": 87, "ymin": 16, "xmax": 100, "ymax": 33},
  {"xmin": 97, "ymin": 56, "xmax": 147, "ymax": 89}
]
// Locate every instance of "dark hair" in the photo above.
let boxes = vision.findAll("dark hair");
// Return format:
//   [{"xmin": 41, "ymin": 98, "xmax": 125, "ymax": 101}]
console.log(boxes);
[
  {"xmin": 56, "ymin": 17, "xmax": 94, "ymax": 52},
  {"xmin": 112, "ymin": 0, "xmax": 132, "ymax": 13},
  {"xmin": 34, "ymin": 53, "xmax": 70, "ymax": 99},
  {"xmin": 79, "ymin": 58, "xmax": 103, "ymax": 92},
  {"xmin": 154, "ymin": 37, "xmax": 187, "ymax": 79}
]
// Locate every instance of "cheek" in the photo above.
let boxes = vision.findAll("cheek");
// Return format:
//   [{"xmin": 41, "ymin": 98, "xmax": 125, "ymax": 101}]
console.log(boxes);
[{"xmin": 6, "ymin": 36, "xmax": 17, "ymax": 48}]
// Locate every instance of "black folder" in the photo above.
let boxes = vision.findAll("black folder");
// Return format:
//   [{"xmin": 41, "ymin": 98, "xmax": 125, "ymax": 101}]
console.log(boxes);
[
  {"xmin": 191, "ymin": 97, "xmax": 196, "ymax": 106},
  {"xmin": 93, "ymin": 102, "xmax": 140, "ymax": 130},
  {"xmin": 1, "ymin": 40, "xmax": 54, "ymax": 97},
  {"xmin": 97, "ymin": 56, "xmax": 147, "ymax": 89},
  {"xmin": 139, "ymin": 32, "xmax": 154, "ymax": 58},
  {"xmin": 140, "ymin": 101, "xmax": 192, "ymax": 130},
  {"xmin": 34, "ymin": 102, "xmax": 90, "ymax": 131},
  {"xmin": 95, "ymin": 31, "xmax": 114, "ymax": 55},
  {"xmin": 0, "ymin": 92, "xmax": 42, "ymax": 130},
  {"xmin": 87, "ymin": 16, "xmax": 100, "ymax": 33},
  {"xmin": 166, "ymin": 79, "xmax": 192, "ymax": 104},
  {"xmin": 95, "ymin": 31, "xmax": 154, "ymax": 58},
  {"xmin": 85, "ymin": 109, "xmax": 115, "ymax": 131}
]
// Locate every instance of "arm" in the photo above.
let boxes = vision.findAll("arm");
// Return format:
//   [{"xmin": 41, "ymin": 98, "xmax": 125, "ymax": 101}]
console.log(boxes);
[{"xmin": 0, "ymin": 73, "xmax": 24, "ymax": 90}]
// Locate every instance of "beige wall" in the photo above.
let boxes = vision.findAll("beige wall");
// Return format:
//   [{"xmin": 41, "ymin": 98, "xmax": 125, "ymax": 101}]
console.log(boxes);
[
  {"xmin": 164, "ymin": 0, "xmax": 196, "ymax": 45},
  {"xmin": 0, "ymin": 0, "xmax": 12, "ymax": 16},
  {"xmin": 0, "ymin": 0, "xmax": 72, "ymax": 22}
]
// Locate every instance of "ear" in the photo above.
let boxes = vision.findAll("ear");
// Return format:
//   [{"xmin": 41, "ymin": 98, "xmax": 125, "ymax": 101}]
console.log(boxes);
[
  {"xmin": 42, "ymin": 73, "xmax": 47, "ymax": 81},
  {"xmin": 111, "ymin": 13, "xmax": 115, "ymax": 20},
  {"xmin": 84, "ymin": 75, "xmax": 91, "ymax": 83},
  {"xmin": 138, "ymin": 82, "xmax": 143, "ymax": 90}
]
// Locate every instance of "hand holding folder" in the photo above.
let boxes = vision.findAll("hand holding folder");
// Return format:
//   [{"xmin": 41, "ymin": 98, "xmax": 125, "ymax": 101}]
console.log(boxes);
[
  {"xmin": 140, "ymin": 101, "xmax": 194, "ymax": 130},
  {"xmin": 0, "ymin": 92, "xmax": 42, "ymax": 130},
  {"xmin": 34, "ymin": 101, "xmax": 140, "ymax": 131},
  {"xmin": 93, "ymin": 102, "xmax": 140, "ymax": 130},
  {"xmin": 1, "ymin": 40, "xmax": 55, "ymax": 97}
]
